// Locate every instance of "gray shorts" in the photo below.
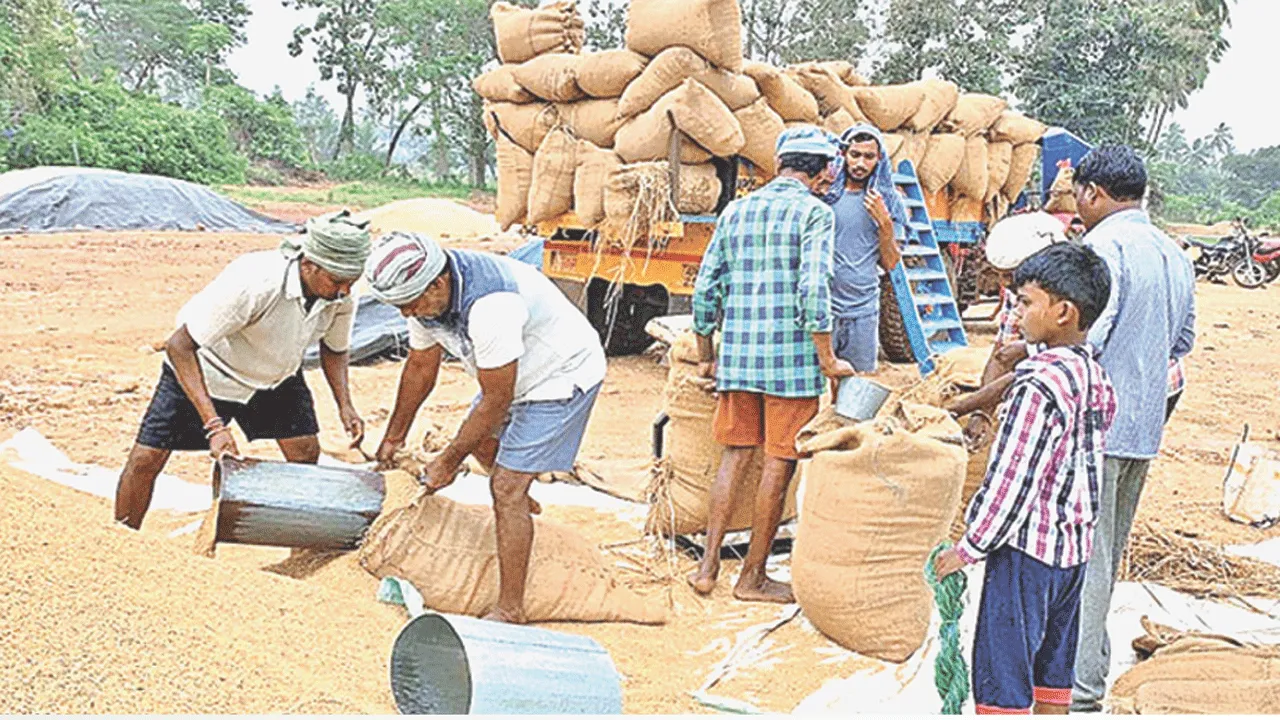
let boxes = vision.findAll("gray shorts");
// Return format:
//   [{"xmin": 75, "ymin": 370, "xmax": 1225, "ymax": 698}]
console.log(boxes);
[
  {"xmin": 833, "ymin": 314, "xmax": 879, "ymax": 373},
  {"xmin": 470, "ymin": 382, "xmax": 602, "ymax": 474}
]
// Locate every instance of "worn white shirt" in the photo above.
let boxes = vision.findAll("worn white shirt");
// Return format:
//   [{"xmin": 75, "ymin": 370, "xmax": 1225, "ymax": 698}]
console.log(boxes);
[
  {"xmin": 172, "ymin": 250, "xmax": 354, "ymax": 403},
  {"xmin": 407, "ymin": 258, "xmax": 606, "ymax": 403}
]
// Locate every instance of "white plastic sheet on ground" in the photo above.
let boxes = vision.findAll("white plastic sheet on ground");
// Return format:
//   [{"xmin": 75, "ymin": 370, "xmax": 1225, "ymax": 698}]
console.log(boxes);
[{"xmin": 1228, "ymin": 536, "xmax": 1280, "ymax": 569}]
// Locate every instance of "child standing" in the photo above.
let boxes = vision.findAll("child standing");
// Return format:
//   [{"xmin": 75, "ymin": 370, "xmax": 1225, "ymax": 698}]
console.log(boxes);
[{"xmin": 934, "ymin": 243, "xmax": 1117, "ymax": 715}]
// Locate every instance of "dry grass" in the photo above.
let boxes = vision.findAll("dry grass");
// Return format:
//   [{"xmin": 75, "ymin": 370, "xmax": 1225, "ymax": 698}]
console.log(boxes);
[{"xmin": 1122, "ymin": 523, "xmax": 1280, "ymax": 600}]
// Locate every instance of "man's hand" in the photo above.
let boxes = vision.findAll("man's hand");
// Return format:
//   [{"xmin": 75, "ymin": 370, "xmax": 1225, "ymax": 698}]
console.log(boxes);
[
  {"xmin": 375, "ymin": 435, "xmax": 406, "ymax": 470},
  {"xmin": 697, "ymin": 359, "xmax": 716, "ymax": 380},
  {"xmin": 994, "ymin": 341, "xmax": 1029, "ymax": 367},
  {"xmin": 820, "ymin": 358, "xmax": 857, "ymax": 381},
  {"xmin": 209, "ymin": 428, "xmax": 239, "ymax": 460},
  {"xmin": 424, "ymin": 455, "xmax": 462, "ymax": 493},
  {"xmin": 865, "ymin": 189, "xmax": 893, "ymax": 230},
  {"xmin": 933, "ymin": 547, "xmax": 967, "ymax": 579},
  {"xmin": 339, "ymin": 404, "xmax": 365, "ymax": 449},
  {"xmin": 963, "ymin": 414, "xmax": 993, "ymax": 450}
]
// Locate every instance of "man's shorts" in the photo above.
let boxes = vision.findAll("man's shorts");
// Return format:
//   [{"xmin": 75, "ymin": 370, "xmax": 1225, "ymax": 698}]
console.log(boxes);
[
  {"xmin": 486, "ymin": 382, "xmax": 602, "ymax": 475},
  {"xmin": 973, "ymin": 545, "xmax": 1087, "ymax": 713},
  {"xmin": 135, "ymin": 364, "xmax": 320, "ymax": 451},
  {"xmin": 833, "ymin": 314, "xmax": 879, "ymax": 373},
  {"xmin": 712, "ymin": 391, "xmax": 819, "ymax": 460}
]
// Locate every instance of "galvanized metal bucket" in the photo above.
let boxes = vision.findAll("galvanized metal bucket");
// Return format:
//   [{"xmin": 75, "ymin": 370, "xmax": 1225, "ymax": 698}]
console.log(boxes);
[
  {"xmin": 210, "ymin": 456, "xmax": 384, "ymax": 550},
  {"xmin": 389, "ymin": 613, "xmax": 624, "ymax": 715},
  {"xmin": 834, "ymin": 376, "xmax": 892, "ymax": 421}
]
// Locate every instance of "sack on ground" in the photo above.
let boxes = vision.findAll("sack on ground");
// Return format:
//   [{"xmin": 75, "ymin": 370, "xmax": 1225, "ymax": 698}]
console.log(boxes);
[
  {"xmin": 917, "ymin": 133, "xmax": 966, "ymax": 194},
  {"xmin": 574, "ymin": 140, "xmax": 621, "ymax": 226},
  {"xmin": 484, "ymin": 101, "xmax": 559, "ymax": 153},
  {"xmin": 555, "ymin": 98, "xmax": 626, "ymax": 147},
  {"xmin": 853, "ymin": 83, "xmax": 925, "ymax": 131},
  {"xmin": 495, "ymin": 133, "xmax": 534, "ymax": 230},
  {"xmin": 985, "ymin": 140, "xmax": 1013, "ymax": 203},
  {"xmin": 735, "ymin": 98, "xmax": 784, "ymax": 175},
  {"xmin": 491, "ymin": 1, "xmax": 585, "ymax": 64},
  {"xmin": 359, "ymin": 492, "xmax": 666, "ymax": 624},
  {"xmin": 625, "ymin": 0, "xmax": 743, "ymax": 72},
  {"xmin": 526, "ymin": 127, "xmax": 578, "ymax": 224},
  {"xmin": 473, "ymin": 64, "xmax": 536, "ymax": 103},
  {"xmin": 576, "ymin": 49, "xmax": 648, "ymax": 98},
  {"xmin": 904, "ymin": 78, "xmax": 959, "ymax": 132},
  {"xmin": 511, "ymin": 52, "xmax": 586, "ymax": 103},
  {"xmin": 951, "ymin": 135, "xmax": 989, "ymax": 199},
  {"xmin": 941, "ymin": 93, "xmax": 1008, "ymax": 136},
  {"xmin": 989, "ymin": 111, "xmax": 1048, "ymax": 145},
  {"xmin": 1110, "ymin": 647, "xmax": 1280, "ymax": 714},
  {"xmin": 1002, "ymin": 143, "xmax": 1039, "ymax": 202},
  {"xmin": 792, "ymin": 410, "xmax": 966, "ymax": 662},
  {"xmin": 742, "ymin": 61, "xmax": 820, "ymax": 122}
]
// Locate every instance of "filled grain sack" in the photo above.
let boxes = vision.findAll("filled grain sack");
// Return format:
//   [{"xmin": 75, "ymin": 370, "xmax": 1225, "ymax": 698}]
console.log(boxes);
[
  {"xmin": 853, "ymin": 83, "xmax": 926, "ymax": 131},
  {"xmin": 822, "ymin": 109, "xmax": 856, "ymax": 136},
  {"xmin": 510, "ymin": 52, "xmax": 585, "ymax": 103},
  {"xmin": 645, "ymin": 332, "xmax": 799, "ymax": 536},
  {"xmin": 941, "ymin": 93, "xmax": 1008, "ymax": 136},
  {"xmin": 618, "ymin": 47, "xmax": 760, "ymax": 118},
  {"xmin": 917, "ymin": 133, "xmax": 966, "ymax": 194},
  {"xmin": 818, "ymin": 60, "xmax": 867, "ymax": 87},
  {"xmin": 904, "ymin": 78, "xmax": 959, "ymax": 132},
  {"xmin": 734, "ymin": 98, "xmax": 785, "ymax": 175},
  {"xmin": 1002, "ymin": 143, "xmax": 1039, "ymax": 202},
  {"xmin": 483, "ymin": 101, "xmax": 559, "ymax": 152},
  {"xmin": 491, "ymin": 1, "xmax": 584, "ymax": 64},
  {"xmin": 574, "ymin": 140, "xmax": 621, "ymax": 226},
  {"xmin": 1110, "ymin": 647, "xmax": 1280, "ymax": 714},
  {"xmin": 951, "ymin": 193, "xmax": 985, "ymax": 223},
  {"xmin": 626, "ymin": 0, "xmax": 743, "ymax": 72},
  {"xmin": 985, "ymin": 140, "xmax": 1013, "ymax": 203},
  {"xmin": 613, "ymin": 106, "xmax": 715, "ymax": 164},
  {"xmin": 952, "ymin": 135, "xmax": 989, "ymax": 199},
  {"xmin": 742, "ymin": 61, "xmax": 820, "ymax": 122},
  {"xmin": 1044, "ymin": 164, "xmax": 1077, "ymax": 214},
  {"xmin": 555, "ymin": 98, "xmax": 625, "ymax": 147},
  {"xmin": 786, "ymin": 63, "xmax": 865, "ymax": 121},
  {"xmin": 603, "ymin": 161, "xmax": 721, "ymax": 224},
  {"xmin": 359, "ymin": 492, "xmax": 666, "ymax": 624},
  {"xmin": 526, "ymin": 126, "xmax": 578, "ymax": 224},
  {"xmin": 495, "ymin": 133, "xmax": 534, "ymax": 230},
  {"xmin": 664, "ymin": 78, "xmax": 744, "ymax": 157},
  {"xmin": 576, "ymin": 49, "xmax": 648, "ymax": 98},
  {"xmin": 473, "ymin": 64, "xmax": 536, "ymax": 103},
  {"xmin": 882, "ymin": 132, "xmax": 905, "ymax": 161},
  {"xmin": 675, "ymin": 162, "xmax": 722, "ymax": 214},
  {"xmin": 989, "ymin": 110, "xmax": 1048, "ymax": 145},
  {"xmin": 898, "ymin": 130, "xmax": 928, "ymax": 169},
  {"xmin": 793, "ymin": 410, "xmax": 966, "ymax": 662}
]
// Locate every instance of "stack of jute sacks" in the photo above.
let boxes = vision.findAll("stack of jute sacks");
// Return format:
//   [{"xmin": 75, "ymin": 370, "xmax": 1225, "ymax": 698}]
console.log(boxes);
[{"xmin": 475, "ymin": 0, "xmax": 1050, "ymax": 233}]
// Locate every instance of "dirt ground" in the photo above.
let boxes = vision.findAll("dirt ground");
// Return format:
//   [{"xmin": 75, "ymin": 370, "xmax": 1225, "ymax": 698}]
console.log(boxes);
[{"xmin": 2, "ymin": 228, "xmax": 1279, "ymax": 713}]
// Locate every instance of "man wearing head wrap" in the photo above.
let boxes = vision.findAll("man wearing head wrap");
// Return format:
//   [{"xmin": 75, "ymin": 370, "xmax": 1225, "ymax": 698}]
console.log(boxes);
[
  {"xmin": 822, "ymin": 123, "xmax": 909, "ymax": 375},
  {"xmin": 686, "ymin": 126, "xmax": 855, "ymax": 604},
  {"xmin": 115, "ymin": 210, "xmax": 371, "ymax": 529},
  {"xmin": 366, "ymin": 231, "xmax": 606, "ymax": 625}
]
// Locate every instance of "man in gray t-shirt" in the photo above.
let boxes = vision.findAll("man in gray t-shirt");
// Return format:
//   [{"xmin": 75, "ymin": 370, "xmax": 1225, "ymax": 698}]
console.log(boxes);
[{"xmin": 825, "ymin": 124, "xmax": 906, "ymax": 373}]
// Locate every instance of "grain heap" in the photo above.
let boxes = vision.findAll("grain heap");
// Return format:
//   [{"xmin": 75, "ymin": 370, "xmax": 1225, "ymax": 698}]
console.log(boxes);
[{"xmin": 475, "ymin": 0, "xmax": 1050, "ymax": 236}]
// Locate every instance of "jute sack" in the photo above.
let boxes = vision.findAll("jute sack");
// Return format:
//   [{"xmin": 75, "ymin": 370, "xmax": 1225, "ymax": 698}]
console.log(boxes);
[
  {"xmin": 676, "ymin": 162, "xmax": 722, "ymax": 214},
  {"xmin": 742, "ymin": 61, "xmax": 820, "ymax": 122},
  {"xmin": 898, "ymin": 130, "xmax": 928, "ymax": 169},
  {"xmin": 786, "ymin": 63, "xmax": 865, "ymax": 121},
  {"xmin": 989, "ymin": 110, "xmax": 1048, "ymax": 145},
  {"xmin": 576, "ymin": 49, "xmax": 648, "ymax": 98},
  {"xmin": 917, "ymin": 133, "xmax": 966, "ymax": 194},
  {"xmin": 951, "ymin": 192, "xmax": 985, "ymax": 223},
  {"xmin": 602, "ymin": 162, "xmax": 677, "ymax": 243},
  {"xmin": 483, "ymin": 101, "xmax": 559, "ymax": 152},
  {"xmin": 491, "ymin": 1, "xmax": 585, "ymax": 64},
  {"xmin": 495, "ymin": 133, "xmax": 534, "ymax": 230},
  {"xmin": 734, "ymin": 98, "xmax": 784, "ymax": 175},
  {"xmin": 359, "ymin": 492, "xmax": 666, "ymax": 624},
  {"xmin": 603, "ymin": 161, "xmax": 721, "ymax": 224},
  {"xmin": 792, "ymin": 410, "xmax": 966, "ymax": 662},
  {"xmin": 853, "ymin": 83, "xmax": 926, "ymax": 131},
  {"xmin": 882, "ymin": 132, "xmax": 905, "ymax": 161},
  {"xmin": 1002, "ymin": 143, "xmax": 1040, "ymax": 202},
  {"xmin": 822, "ymin": 109, "xmax": 856, "ymax": 136},
  {"xmin": 664, "ymin": 78, "xmax": 744, "ymax": 157},
  {"xmin": 574, "ymin": 140, "xmax": 621, "ymax": 226},
  {"xmin": 618, "ymin": 47, "xmax": 760, "ymax": 117},
  {"xmin": 904, "ymin": 78, "xmax": 959, "ymax": 132},
  {"xmin": 941, "ymin": 93, "xmax": 1008, "ymax": 136},
  {"xmin": 645, "ymin": 333, "xmax": 799, "ymax": 536},
  {"xmin": 473, "ymin": 64, "xmax": 536, "ymax": 104},
  {"xmin": 625, "ymin": 0, "xmax": 743, "ymax": 73},
  {"xmin": 511, "ymin": 53, "xmax": 586, "ymax": 103},
  {"xmin": 526, "ymin": 127, "xmax": 578, "ymax": 225},
  {"xmin": 818, "ymin": 60, "xmax": 867, "ymax": 87},
  {"xmin": 613, "ymin": 104, "xmax": 715, "ymax": 164},
  {"xmin": 985, "ymin": 140, "xmax": 1013, "ymax": 203},
  {"xmin": 1110, "ymin": 649, "xmax": 1280, "ymax": 714},
  {"xmin": 952, "ymin": 135, "xmax": 989, "ymax": 199},
  {"xmin": 555, "ymin": 98, "xmax": 625, "ymax": 147},
  {"xmin": 1044, "ymin": 164, "xmax": 1077, "ymax": 214}
]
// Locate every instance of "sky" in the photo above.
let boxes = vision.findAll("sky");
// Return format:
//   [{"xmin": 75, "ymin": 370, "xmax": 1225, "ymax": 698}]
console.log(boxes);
[{"xmin": 227, "ymin": 0, "xmax": 1277, "ymax": 153}]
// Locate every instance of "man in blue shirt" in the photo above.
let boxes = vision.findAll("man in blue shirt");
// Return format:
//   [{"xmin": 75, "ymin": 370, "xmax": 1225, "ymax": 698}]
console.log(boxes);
[
  {"xmin": 825, "ymin": 124, "xmax": 906, "ymax": 374},
  {"xmin": 1070, "ymin": 146, "xmax": 1196, "ymax": 711}
]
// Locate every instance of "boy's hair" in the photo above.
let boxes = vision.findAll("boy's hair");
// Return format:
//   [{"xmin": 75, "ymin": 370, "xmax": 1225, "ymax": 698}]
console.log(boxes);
[
  {"xmin": 777, "ymin": 152, "xmax": 830, "ymax": 178},
  {"xmin": 1013, "ymin": 243, "xmax": 1111, "ymax": 330},
  {"xmin": 1075, "ymin": 145, "xmax": 1147, "ymax": 201}
]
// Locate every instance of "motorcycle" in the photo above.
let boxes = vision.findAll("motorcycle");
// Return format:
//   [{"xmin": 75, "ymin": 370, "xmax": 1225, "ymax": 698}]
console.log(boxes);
[
  {"xmin": 1188, "ymin": 234, "xmax": 1246, "ymax": 284},
  {"xmin": 1231, "ymin": 233, "xmax": 1280, "ymax": 289}
]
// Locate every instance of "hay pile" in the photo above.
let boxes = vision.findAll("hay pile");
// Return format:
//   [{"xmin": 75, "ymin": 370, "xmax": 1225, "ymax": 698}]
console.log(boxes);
[
  {"xmin": 1121, "ymin": 523, "xmax": 1280, "ymax": 600},
  {"xmin": 474, "ymin": 0, "xmax": 1049, "ymax": 236}
]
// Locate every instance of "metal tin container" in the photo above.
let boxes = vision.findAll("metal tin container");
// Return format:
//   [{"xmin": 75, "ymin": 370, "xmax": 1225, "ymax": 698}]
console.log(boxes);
[
  {"xmin": 389, "ymin": 613, "xmax": 624, "ymax": 715},
  {"xmin": 834, "ymin": 376, "xmax": 892, "ymax": 421},
  {"xmin": 211, "ymin": 456, "xmax": 384, "ymax": 549}
]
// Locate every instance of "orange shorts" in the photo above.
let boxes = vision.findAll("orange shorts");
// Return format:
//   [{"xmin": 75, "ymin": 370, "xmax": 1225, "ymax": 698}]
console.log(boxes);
[{"xmin": 712, "ymin": 391, "xmax": 820, "ymax": 460}]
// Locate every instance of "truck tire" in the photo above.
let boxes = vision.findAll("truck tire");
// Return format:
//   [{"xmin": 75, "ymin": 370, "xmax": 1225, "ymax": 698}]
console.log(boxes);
[
  {"xmin": 587, "ymin": 280, "xmax": 669, "ymax": 355},
  {"xmin": 878, "ymin": 278, "xmax": 914, "ymax": 363}
]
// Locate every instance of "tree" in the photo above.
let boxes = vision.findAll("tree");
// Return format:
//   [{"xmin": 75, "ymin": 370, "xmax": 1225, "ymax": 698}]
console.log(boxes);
[
  {"xmin": 582, "ymin": 0, "xmax": 626, "ymax": 50},
  {"xmin": 291, "ymin": 86, "xmax": 341, "ymax": 166},
  {"xmin": 876, "ymin": 0, "xmax": 1024, "ymax": 93},
  {"xmin": 285, "ymin": 0, "xmax": 388, "ymax": 159},
  {"xmin": 739, "ymin": 0, "xmax": 869, "ymax": 66},
  {"xmin": 1, "ymin": 0, "xmax": 80, "ymax": 119}
]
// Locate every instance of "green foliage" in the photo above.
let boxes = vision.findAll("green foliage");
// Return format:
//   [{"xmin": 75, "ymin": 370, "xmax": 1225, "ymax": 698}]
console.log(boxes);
[
  {"xmin": 582, "ymin": 0, "xmax": 625, "ymax": 50},
  {"xmin": 1, "ymin": 0, "xmax": 80, "ymax": 117},
  {"xmin": 203, "ymin": 84, "xmax": 309, "ymax": 169},
  {"xmin": 323, "ymin": 152, "xmax": 386, "ymax": 181},
  {"xmin": 3, "ymin": 79, "xmax": 246, "ymax": 184},
  {"xmin": 221, "ymin": 178, "xmax": 475, "ymax": 209},
  {"xmin": 877, "ymin": 0, "xmax": 1023, "ymax": 93},
  {"xmin": 737, "ymin": 0, "xmax": 868, "ymax": 65},
  {"xmin": 1151, "ymin": 121, "xmax": 1280, "ymax": 229}
]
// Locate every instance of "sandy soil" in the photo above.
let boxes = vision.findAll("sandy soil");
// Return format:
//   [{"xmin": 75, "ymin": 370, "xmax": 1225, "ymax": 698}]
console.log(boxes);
[{"xmin": 2, "ymin": 229, "xmax": 1279, "ymax": 713}]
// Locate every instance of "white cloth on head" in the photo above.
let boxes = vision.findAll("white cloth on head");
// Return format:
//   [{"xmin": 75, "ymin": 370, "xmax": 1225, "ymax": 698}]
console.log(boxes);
[
  {"xmin": 985, "ymin": 211, "xmax": 1068, "ymax": 270},
  {"xmin": 364, "ymin": 231, "xmax": 447, "ymax": 306}
]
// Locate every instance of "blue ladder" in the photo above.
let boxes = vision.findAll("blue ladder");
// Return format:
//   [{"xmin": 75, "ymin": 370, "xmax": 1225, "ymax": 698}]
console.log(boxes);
[{"xmin": 888, "ymin": 160, "xmax": 968, "ymax": 375}]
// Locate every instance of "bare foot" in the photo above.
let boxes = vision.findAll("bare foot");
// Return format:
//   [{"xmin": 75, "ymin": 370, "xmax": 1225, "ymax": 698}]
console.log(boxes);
[
  {"xmin": 733, "ymin": 576, "xmax": 794, "ymax": 604},
  {"xmin": 481, "ymin": 606, "xmax": 528, "ymax": 625},
  {"xmin": 687, "ymin": 565, "xmax": 718, "ymax": 595}
]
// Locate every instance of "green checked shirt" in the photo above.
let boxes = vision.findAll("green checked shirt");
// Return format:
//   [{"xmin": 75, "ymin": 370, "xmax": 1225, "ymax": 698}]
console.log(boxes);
[{"xmin": 692, "ymin": 176, "xmax": 835, "ymax": 398}]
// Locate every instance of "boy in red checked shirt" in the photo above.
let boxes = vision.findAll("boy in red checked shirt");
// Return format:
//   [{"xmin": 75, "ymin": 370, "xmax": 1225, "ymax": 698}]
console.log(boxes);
[{"xmin": 934, "ymin": 243, "xmax": 1117, "ymax": 715}]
